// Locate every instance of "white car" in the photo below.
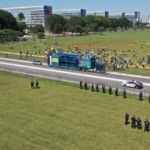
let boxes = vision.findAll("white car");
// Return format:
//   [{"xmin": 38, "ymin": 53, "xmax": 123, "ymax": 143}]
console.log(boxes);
[
  {"xmin": 32, "ymin": 60, "xmax": 42, "ymax": 65},
  {"xmin": 122, "ymin": 80, "xmax": 143, "ymax": 89}
]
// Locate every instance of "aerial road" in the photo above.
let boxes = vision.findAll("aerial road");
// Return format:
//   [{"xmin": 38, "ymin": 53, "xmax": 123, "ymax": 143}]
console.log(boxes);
[{"xmin": 0, "ymin": 58, "xmax": 150, "ymax": 95}]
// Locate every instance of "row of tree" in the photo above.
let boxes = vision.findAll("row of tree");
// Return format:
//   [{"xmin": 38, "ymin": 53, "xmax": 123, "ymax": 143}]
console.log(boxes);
[{"xmin": 48, "ymin": 14, "xmax": 133, "ymax": 34}]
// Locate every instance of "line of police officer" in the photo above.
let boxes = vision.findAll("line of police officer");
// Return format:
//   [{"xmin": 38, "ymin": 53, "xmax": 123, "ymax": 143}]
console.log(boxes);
[
  {"xmin": 80, "ymin": 81, "xmax": 126, "ymax": 98},
  {"xmin": 80, "ymin": 81, "xmax": 150, "ymax": 102},
  {"xmin": 125, "ymin": 113, "xmax": 150, "ymax": 132}
]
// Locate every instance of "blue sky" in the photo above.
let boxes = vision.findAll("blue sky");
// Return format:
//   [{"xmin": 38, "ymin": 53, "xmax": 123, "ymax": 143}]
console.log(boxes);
[{"xmin": 0, "ymin": 0, "xmax": 150, "ymax": 15}]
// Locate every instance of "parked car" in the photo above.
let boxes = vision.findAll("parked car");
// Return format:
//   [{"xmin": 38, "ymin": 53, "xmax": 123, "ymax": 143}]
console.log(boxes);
[
  {"xmin": 32, "ymin": 60, "xmax": 42, "ymax": 65},
  {"xmin": 122, "ymin": 80, "xmax": 143, "ymax": 89}
]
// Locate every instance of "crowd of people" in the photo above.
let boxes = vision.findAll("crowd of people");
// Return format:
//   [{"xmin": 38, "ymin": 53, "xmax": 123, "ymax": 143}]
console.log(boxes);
[
  {"xmin": 45, "ymin": 46, "xmax": 148, "ymax": 71},
  {"xmin": 97, "ymin": 48, "xmax": 147, "ymax": 70},
  {"xmin": 70, "ymin": 47, "xmax": 147, "ymax": 70}
]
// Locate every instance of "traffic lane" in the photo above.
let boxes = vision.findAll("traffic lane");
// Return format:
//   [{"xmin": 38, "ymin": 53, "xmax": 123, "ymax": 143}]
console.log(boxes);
[
  {"xmin": 0, "ymin": 63, "xmax": 140, "ymax": 87},
  {"xmin": 0, "ymin": 60, "xmax": 150, "ymax": 87},
  {"xmin": 0, "ymin": 62, "xmax": 120, "ymax": 85},
  {"xmin": 0, "ymin": 63, "xmax": 149, "ymax": 95},
  {"xmin": 0, "ymin": 58, "xmax": 150, "ymax": 84},
  {"xmin": 105, "ymin": 72, "xmax": 150, "ymax": 83},
  {"xmin": 0, "ymin": 61, "xmax": 128, "ymax": 85}
]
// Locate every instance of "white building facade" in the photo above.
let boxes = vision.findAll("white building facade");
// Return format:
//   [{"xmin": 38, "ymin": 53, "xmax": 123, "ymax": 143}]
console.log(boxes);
[
  {"xmin": 2, "ymin": 5, "xmax": 52, "ymax": 32},
  {"xmin": 53, "ymin": 9, "xmax": 86, "ymax": 19},
  {"xmin": 86, "ymin": 11, "xmax": 109, "ymax": 18}
]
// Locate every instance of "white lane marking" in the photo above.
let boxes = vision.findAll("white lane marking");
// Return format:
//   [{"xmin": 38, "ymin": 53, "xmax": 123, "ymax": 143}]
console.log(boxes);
[
  {"xmin": 0, "ymin": 61, "xmax": 150, "ymax": 86},
  {"xmin": 1, "ymin": 58, "xmax": 150, "ymax": 79}
]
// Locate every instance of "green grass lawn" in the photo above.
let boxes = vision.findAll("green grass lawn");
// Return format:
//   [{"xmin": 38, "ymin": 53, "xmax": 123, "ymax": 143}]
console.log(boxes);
[
  {"xmin": 0, "ymin": 30, "xmax": 150, "ymax": 57},
  {"xmin": 0, "ymin": 30, "xmax": 150, "ymax": 55},
  {"xmin": 0, "ymin": 71, "xmax": 150, "ymax": 150},
  {"xmin": 0, "ymin": 52, "xmax": 46, "ymax": 62}
]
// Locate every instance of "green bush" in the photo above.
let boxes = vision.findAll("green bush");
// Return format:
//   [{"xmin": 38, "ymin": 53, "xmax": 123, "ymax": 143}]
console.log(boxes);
[{"xmin": 36, "ymin": 32, "xmax": 44, "ymax": 39}]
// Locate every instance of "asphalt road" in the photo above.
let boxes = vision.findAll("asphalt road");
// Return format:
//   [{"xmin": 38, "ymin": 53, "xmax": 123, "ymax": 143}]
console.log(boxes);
[{"xmin": 0, "ymin": 58, "xmax": 150, "ymax": 95}]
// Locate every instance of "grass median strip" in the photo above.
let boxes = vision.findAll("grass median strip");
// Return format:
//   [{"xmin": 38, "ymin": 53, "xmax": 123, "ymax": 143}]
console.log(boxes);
[{"xmin": 0, "ymin": 71, "xmax": 150, "ymax": 150}]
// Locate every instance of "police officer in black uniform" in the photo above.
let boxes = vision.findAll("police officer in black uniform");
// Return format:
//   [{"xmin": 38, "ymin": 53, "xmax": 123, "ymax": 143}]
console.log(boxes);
[
  {"xmin": 36, "ymin": 80, "xmax": 39, "ymax": 89},
  {"xmin": 139, "ymin": 91, "xmax": 143, "ymax": 101},
  {"xmin": 102, "ymin": 84, "xmax": 105, "ymax": 93},
  {"xmin": 91, "ymin": 83, "xmax": 94, "ymax": 92},
  {"xmin": 80, "ymin": 81, "xmax": 83, "ymax": 89},
  {"xmin": 109, "ymin": 86, "xmax": 112, "ymax": 95},
  {"xmin": 31, "ymin": 80, "xmax": 34, "ymax": 88},
  {"xmin": 131, "ymin": 115, "xmax": 136, "ymax": 129},
  {"xmin": 144, "ymin": 119, "xmax": 149, "ymax": 132},
  {"xmin": 137, "ymin": 117, "xmax": 142, "ymax": 130},
  {"xmin": 115, "ymin": 87, "xmax": 119, "ymax": 96},
  {"xmin": 125, "ymin": 113, "xmax": 129, "ymax": 125},
  {"xmin": 84, "ymin": 82, "xmax": 88, "ymax": 90},
  {"xmin": 123, "ymin": 88, "xmax": 127, "ymax": 98},
  {"xmin": 96, "ymin": 83, "xmax": 99, "ymax": 92}
]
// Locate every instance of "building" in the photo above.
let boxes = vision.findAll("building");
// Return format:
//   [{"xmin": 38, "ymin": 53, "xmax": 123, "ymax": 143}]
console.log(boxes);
[
  {"xmin": 53, "ymin": 9, "xmax": 86, "ymax": 19},
  {"xmin": 125, "ymin": 11, "xmax": 141, "ymax": 25},
  {"xmin": 2, "ymin": 5, "xmax": 52, "ymax": 32},
  {"xmin": 86, "ymin": 11, "xmax": 109, "ymax": 18},
  {"xmin": 134, "ymin": 11, "xmax": 140, "ymax": 22},
  {"xmin": 125, "ymin": 14, "xmax": 135, "ymax": 23},
  {"xmin": 141, "ymin": 15, "xmax": 150, "ymax": 23},
  {"xmin": 109, "ymin": 12, "xmax": 125, "ymax": 19},
  {"xmin": 109, "ymin": 11, "xmax": 141, "ymax": 25}
]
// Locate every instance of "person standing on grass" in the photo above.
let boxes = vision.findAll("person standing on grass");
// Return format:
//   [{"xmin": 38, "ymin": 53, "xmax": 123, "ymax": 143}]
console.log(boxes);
[
  {"xmin": 31, "ymin": 80, "xmax": 34, "ymax": 88},
  {"xmin": 102, "ymin": 84, "xmax": 105, "ymax": 93},
  {"xmin": 80, "ymin": 81, "xmax": 83, "ymax": 89},
  {"xmin": 115, "ymin": 87, "xmax": 119, "ymax": 96},
  {"xmin": 131, "ymin": 116, "xmax": 136, "ymax": 129},
  {"xmin": 109, "ymin": 86, "xmax": 112, "ymax": 94},
  {"xmin": 84, "ymin": 82, "xmax": 88, "ymax": 90},
  {"xmin": 125, "ymin": 113, "xmax": 129, "ymax": 125},
  {"xmin": 138, "ymin": 91, "xmax": 143, "ymax": 101},
  {"xmin": 36, "ymin": 80, "xmax": 39, "ymax": 89},
  {"xmin": 123, "ymin": 89, "xmax": 127, "ymax": 98},
  {"xmin": 96, "ymin": 83, "xmax": 99, "ymax": 92},
  {"xmin": 144, "ymin": 119, "xmax": 149, "ymax": 132},
  {"xmin": 91, "ymin": 83, "xmax": 94, "ymax": 92},
  {"xmin": 137, "ymin": 117, "xmax": 142, "ymax": 130}
]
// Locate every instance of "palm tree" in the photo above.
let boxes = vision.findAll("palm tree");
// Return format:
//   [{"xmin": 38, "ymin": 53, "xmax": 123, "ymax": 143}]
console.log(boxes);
[{"xmin": 18, "ymin": 13, "xmax": 25, "ymax": 21}]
